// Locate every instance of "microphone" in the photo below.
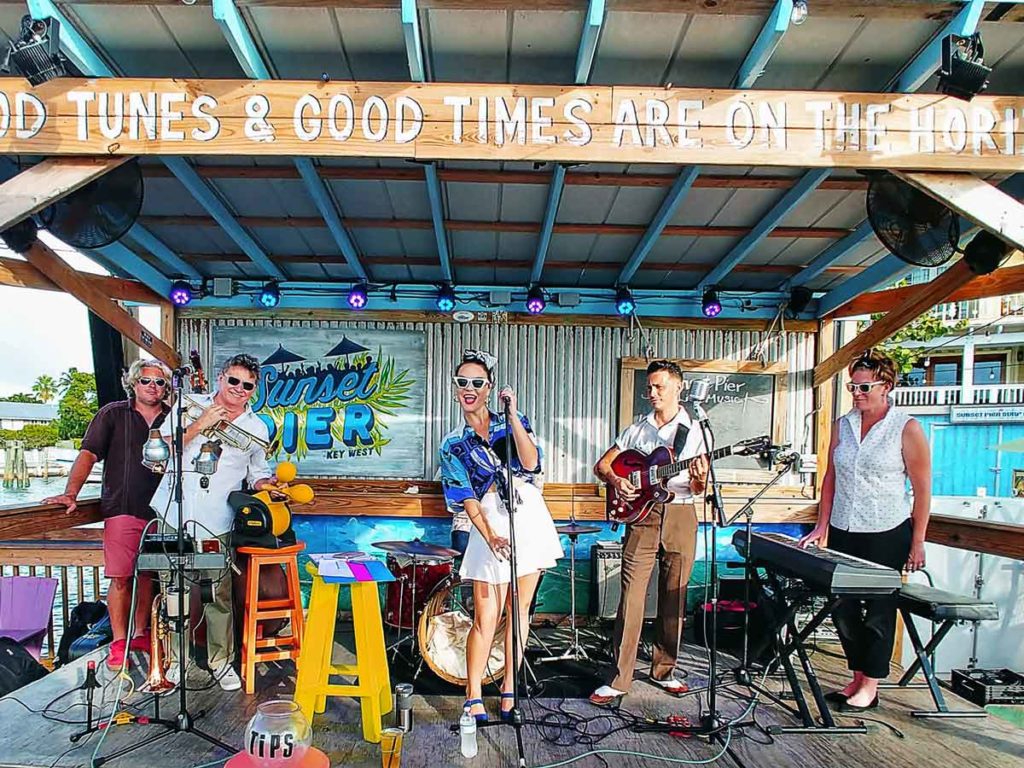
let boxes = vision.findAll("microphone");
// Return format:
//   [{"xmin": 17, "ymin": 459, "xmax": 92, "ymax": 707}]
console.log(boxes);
[
  {"xmin": 499, "ymin": 386, "xmax": 513, "ymax": 409},
  {"xmin": 687, "ymin": 378, "xmax": 710, "ymax": 403}
]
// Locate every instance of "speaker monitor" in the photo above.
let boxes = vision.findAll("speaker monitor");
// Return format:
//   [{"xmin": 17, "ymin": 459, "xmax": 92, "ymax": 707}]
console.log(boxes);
[{"xmin": 591, "ymin": 540, "xmax": 658, "ymax": 620}]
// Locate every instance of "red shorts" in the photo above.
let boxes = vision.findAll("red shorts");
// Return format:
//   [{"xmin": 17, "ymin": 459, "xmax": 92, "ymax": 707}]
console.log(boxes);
[{"xmin": 103, "ymin": 515, "xmax": 152, "ymax": 579}]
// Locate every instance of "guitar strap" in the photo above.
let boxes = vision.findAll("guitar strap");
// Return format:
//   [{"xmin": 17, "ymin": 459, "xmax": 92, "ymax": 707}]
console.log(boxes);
[{"xmin": 672, "ymin": 401, "xmax": 700, "ymax": 458}]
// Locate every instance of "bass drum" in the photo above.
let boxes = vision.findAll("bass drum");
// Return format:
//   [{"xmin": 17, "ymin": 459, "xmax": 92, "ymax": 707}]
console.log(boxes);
[{"xmin": 417, "ymin": 575, "xmax": 505, "ymax": 687}]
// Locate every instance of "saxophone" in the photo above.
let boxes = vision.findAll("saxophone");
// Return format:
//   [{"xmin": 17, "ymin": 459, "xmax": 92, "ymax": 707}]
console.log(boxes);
[{"xmin": 144, "ymin": 592, "xmax": 175, "ymax": 693}]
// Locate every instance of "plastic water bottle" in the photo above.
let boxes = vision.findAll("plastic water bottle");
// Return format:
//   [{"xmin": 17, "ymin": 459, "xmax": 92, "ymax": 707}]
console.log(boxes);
[{"xmin": 459, "ymin": 707, "xmax": 478, "ymax": 758}]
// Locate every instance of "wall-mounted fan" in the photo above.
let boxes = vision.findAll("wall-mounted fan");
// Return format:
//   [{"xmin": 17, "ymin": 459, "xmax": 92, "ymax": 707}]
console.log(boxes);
[
  {"xmin": 866, "ymin": 172, "xmax": 960, "ymax": 267},
  {"xmin": 37, "ymin": 159, "xmax": 144, "ymax": 249},
  {"xmin": 1, "ymin": 159, "xmax": 143, "ymax": 255}
]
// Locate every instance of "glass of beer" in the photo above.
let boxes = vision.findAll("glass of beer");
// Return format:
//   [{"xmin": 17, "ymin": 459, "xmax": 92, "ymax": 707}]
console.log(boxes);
[{"xmin": 380, "ymin": 726, "xmax": 404, "ymax": 768}]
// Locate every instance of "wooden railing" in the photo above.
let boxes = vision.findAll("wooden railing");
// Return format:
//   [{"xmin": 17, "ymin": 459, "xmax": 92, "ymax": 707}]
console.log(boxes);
[{"xmin": 1, "ymin": 529, "xmax": 104, "ymax": 666}]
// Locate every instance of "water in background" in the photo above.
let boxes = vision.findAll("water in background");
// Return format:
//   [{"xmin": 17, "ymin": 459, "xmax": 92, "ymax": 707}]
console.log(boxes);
[{"xmin": 0, "ymin": 475, "xmax": 79, "ymax": 506}]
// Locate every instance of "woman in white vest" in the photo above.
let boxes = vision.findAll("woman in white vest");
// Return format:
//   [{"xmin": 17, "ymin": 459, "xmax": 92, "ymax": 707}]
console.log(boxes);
[{"xmin": 800, "ymin": 350, "xmax": 931, "ymax": 713}]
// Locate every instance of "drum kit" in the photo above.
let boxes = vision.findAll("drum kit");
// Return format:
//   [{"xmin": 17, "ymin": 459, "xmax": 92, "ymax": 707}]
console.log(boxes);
[{"xmin": 373, "ymin": 520, "xmax": 603, "ymax": 687}]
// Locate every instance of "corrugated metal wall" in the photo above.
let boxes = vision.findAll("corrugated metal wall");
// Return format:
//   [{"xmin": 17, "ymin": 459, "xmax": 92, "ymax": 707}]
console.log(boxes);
[{"xmin": 181, "ymin": 317, "xmax": 816, "ymax": 482}]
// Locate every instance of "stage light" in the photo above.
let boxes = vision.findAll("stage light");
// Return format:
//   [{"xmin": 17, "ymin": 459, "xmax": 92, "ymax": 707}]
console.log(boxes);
[
  {"xmin": 791, "ymin": 0, "xmax": 809, "ymax": 26},
  {"xmin": 347, "ymin": 282, "xmax": 368, "ymax": 310},
  {"xmin": 701, "ymin": 287, "xmax": 722, "ymax": 318},
  {"xmin": 939, "ymin": 33, "xmax": 990, "ymax": 101},
  {"xmin": 526, "ymin": 286, "xmax": 546, "ymax": 315},
  {"xmin": 169, "ymin": 280, "xmax": 193, "ymax": 307},
  {"xmin": 964, "ymin": 230, "xmax": 1011, "ymax": 275},
  {"xmin": 0, "ymin": 16, "xmax": 72, "ymax": 86},
  {"xmin": 615, "ymin": 287, "xmax": 636, "ymax": 316},
  {"xmin": 436, "ymin": 284, "xmax": 456, "ymax": 312},
  {"xmin": 788, "ymin": 286, "xmax": 813, "ymax": 315},
  {"xmin": 257, "ymin": 281, "xmax": 281, "ymax": 309}
]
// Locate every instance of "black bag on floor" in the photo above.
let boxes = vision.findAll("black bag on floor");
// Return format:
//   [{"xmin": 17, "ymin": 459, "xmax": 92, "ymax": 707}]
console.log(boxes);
[
  {"xmin": 56, "ymin": 600, "xmax": 109, "ymax": 668},
  {"xmin": 0, "ymin": 636, "xmax": 48, "ymax": 697}
]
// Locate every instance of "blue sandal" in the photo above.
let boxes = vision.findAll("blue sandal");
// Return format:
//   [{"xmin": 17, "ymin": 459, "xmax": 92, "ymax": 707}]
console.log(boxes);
[
  {"xmin": 500, "ymin": 692, "xmax": 516, "ymax": 722},
  {"xmin": 464, "ymin": 698, "xmax": 488, "ymax": 723}
]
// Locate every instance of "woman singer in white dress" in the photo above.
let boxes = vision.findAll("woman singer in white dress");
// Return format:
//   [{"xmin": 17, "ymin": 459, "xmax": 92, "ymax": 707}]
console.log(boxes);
[{"xmin": 438, "ymin": 349, "xmax": 563, "ymax": 723}]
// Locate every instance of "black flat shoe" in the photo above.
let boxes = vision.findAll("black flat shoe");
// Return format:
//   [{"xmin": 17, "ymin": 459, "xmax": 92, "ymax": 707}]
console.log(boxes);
[
  {"xmin": 838, "ymin": 696, "xmax": 879, "ymax": 713},
  {"xmin": 824, "ymin": 691, "xmax": 849, "ymax": 705}
]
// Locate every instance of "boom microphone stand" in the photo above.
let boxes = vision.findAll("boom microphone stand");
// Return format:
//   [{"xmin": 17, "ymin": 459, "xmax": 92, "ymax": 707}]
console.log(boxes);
[{"xmin": 90, "ymin": 368, "xmax": 234, "ymax": 767}]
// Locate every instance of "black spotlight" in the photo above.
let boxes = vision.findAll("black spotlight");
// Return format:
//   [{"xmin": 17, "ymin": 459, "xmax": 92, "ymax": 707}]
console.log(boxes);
[
  {"xmin": 938, "ymin": 33, "xmax": 990, "ymax": 101},
  {"xmin": 701, "ymin": 287, "xmax": 722, "ymax": 318},
  {"xmin": 788, "ymin": 286, "xmax": 813, "ymax": 315},
  {"xmin": 964, "ymin": 230, "xmax": 1011, "ymax": 275},
  {"xmin": 0, "ymin": 16, "xmax": 74, "ymax": 86}
]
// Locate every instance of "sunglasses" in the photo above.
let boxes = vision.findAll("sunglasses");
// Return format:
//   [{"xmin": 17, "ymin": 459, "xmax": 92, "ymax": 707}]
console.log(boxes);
[
  {"xmin": 453, "ymin": 376, "xmax": 490, "ymax": 391},
  {"xmin": 138, "ymin": 377, "xmax": 166, "ymax": 387},
  {"xmin": 225, "ymin": 375, "xmax": 256, "ymax": 392},
  {"xmin": 846, "ymin": 381, "xmax": 885, "ymax": 394}
]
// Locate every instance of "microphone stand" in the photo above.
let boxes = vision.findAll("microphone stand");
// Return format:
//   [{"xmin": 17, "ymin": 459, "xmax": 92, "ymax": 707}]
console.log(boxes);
[
  {"xmin": 90, "ymin": 368, "xmax": 234, "ymax": 767},
  {"xmin": 693, "ymin": 403, "xmax": 727, "ymax": 734},
  {"xmin": 475, "ymin": 395, "xmax": 545, "ymax": 768}
]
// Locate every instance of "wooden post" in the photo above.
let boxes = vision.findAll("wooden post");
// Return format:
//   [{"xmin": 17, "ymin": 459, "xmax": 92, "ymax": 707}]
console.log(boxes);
[
  {"xmin": 814, "ymin": 319, "xmax": 836, "ymax": 503},
  {"xmin": 160, "ymin": 304, "xmax": 177, "ymax": 352},
  {"xmin": 813, "ymin": 259, "xmax": 977, "ymax": 387},
  {"xmin": 0, "ymin": 157, "xmax": 127, "ymax": 231},
  {"xmin": 21, "ymin": 241, "xmax": 181, "ymax": 369}
]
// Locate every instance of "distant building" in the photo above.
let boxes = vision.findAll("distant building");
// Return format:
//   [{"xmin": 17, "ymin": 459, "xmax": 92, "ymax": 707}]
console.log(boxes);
[{"xmin": 0, "ymin": 402, "xmax": 58, "ymax": 430}]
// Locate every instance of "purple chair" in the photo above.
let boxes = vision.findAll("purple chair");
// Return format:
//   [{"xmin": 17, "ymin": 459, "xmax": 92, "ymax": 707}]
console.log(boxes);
[{"xmin": 0, "ymin": 576, "xmax": 59, "ymax": 661}]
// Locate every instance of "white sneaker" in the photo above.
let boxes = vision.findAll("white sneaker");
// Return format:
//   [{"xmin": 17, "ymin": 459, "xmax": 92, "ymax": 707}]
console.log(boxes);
[
  {"xmin": 213, "ymin": 663, "xmax": 242, "ymax": 692},
  {"xmin": 165, "ymin": 663, "xmax": 181, "ymax": 685}
]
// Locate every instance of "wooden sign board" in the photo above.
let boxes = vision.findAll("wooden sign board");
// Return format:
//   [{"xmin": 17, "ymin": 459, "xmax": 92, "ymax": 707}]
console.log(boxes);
[
  {"xmin": 2, "ymin": 78, "xmax": 1024, "ymax": 171},
  {"xmin": 619, "ymin": 357, "xmax": 789, "ymax": 481}
]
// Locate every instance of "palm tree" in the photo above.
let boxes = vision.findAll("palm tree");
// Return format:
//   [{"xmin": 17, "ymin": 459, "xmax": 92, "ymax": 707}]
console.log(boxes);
[
  {"xmin": 32, "ymin": 375, "xmax": 57, "ymax": 404},
  {"xmin": 58, "ymin": 367, "xmax": 79, "ymax": 396}
]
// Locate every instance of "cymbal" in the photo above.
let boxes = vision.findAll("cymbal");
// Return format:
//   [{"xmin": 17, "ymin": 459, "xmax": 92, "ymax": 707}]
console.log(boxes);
[
  {"xmin": 556, "ymin": 522, "xmax": 602, "ymax": 537},
  {"xmin": 372, "ymin": 539, "xmax": 460, "ymax": 559}
]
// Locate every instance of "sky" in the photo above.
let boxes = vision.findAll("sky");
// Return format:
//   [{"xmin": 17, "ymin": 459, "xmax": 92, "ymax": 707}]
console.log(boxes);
[{"xmin": 0, "ymin": 231, "xmax": 161, "ymax": 398}]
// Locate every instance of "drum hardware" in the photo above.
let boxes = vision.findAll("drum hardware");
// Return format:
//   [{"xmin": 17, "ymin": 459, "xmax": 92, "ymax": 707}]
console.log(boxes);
[
  {"xmin": 539, "ymin": 519, "xmax": 602, "ymax": 664},
  {"xmin": 375, "ymin": 540, "xmax": 459, "ymax": 663}
]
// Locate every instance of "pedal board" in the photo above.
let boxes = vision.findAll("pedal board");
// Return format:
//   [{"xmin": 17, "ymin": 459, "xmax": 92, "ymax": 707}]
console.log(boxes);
[{"xmin": 137, "ymin": 551, "xmax": 227, "ymax": 572}]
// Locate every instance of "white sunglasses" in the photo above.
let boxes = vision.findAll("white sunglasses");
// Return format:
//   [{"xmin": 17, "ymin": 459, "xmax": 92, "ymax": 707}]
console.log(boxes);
[
  {"xmin": 453, "ymin": 376, "xmax": 490, "ymax": 391},
  {"xmin": 846, "ymin": 381, "xmax": 886, "ymax": 394}
]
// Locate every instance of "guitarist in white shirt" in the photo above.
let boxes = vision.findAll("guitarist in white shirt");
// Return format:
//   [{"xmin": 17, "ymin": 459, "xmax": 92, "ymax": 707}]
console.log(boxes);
[{"xmin": 590, "ymin": 360, "xmax": 709, "ymax": 705}]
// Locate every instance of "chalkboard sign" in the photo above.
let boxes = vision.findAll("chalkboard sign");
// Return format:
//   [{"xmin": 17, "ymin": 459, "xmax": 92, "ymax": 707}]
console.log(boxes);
[{"xmin": 619, "ymin": 358, "xmax": 787, "ymax": 474}]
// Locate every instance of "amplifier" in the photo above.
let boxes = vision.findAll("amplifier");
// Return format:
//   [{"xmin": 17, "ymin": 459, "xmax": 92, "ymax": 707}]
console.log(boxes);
[
  {"xmin": 137, "ymin": 551, "xmax": 227, "ymax": 572},
  {"xmin": 591, "ymin": 541, "xmax": 658, "ymax": 620}
]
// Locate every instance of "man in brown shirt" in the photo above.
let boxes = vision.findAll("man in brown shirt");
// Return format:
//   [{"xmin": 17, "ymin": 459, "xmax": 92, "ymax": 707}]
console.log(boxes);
[{"xmin": 46, "ymin": 359, "xmax": 171, "ymax": 670}]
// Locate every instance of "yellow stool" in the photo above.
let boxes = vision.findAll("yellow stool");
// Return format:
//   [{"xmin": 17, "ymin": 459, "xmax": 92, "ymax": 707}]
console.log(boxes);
[
  {"xmin": 293, "ymin": 562, "xmax": 392, "ymax": 743},
  {"xmin": 238, "ymin": 543, "xmax": 306, "ymax": 695}
]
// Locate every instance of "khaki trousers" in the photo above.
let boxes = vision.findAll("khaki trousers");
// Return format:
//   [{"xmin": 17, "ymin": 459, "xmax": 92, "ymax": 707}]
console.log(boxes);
[
  {"xmin": 608, "ymin": 503, "xmax": 698, "ymax": 692},
  {"xmin": 161, "ymin": 533, "xmax": 235, "ymax": 669}
]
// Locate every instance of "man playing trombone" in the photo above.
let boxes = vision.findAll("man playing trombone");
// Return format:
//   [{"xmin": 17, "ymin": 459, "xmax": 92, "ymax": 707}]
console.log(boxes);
[{"xmin": 150, "ymin": 353, "xmax": 281, "ymax": 691}]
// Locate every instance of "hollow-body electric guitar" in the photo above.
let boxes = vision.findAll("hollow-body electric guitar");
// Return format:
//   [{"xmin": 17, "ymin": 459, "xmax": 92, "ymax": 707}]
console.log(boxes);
[{"xmin": 606, "ymin": 435, "xmax": 772, "ymax": 525}]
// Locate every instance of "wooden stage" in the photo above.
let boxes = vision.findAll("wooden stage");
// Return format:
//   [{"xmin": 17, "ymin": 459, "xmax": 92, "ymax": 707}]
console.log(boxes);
[{"xmin": 1, "ymin": 633, "xmax": 1022, "ymax": 768}]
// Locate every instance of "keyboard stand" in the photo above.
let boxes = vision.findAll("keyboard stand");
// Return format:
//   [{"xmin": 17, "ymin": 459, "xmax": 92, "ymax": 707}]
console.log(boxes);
[{"xmin": 752, "ymin": 570, "xmax": 867, "ymax": 736}]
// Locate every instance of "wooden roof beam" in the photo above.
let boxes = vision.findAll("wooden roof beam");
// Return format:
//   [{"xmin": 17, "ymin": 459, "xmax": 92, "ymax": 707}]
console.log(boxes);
[
  {"xmin": 827, "ymin": 262, "xmax": 1024, "ymax": 319},
  {"xmin": 43, "ymin": 2, "xmax": 985, "ymax": 22},
  {"xmin": 0, "ymin": 255, "xmax": 169, "ymax": 305},
  {"xmin": 140, "ymin": 214, "xmax": 848, "ymax": 239},
  {"xmin": 0, "ymin": 156, "xmax": 126, "ymax": 232},
  {"xmin": 813, "ymin": 258, "xmax": 978, "ymax": 387},
  {"xmin": 139, "ymin": 165, "xmax": 871, "ymax": 191},
  {"xmin": 20, "ymin": 240, "xmax": 180, "ymax": 368}
]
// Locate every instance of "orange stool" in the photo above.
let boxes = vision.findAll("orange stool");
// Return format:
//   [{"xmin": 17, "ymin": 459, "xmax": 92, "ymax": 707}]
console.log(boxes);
[{"xmin": 238, "ymin": 542, "xmax": 306, "ymax": 695}]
